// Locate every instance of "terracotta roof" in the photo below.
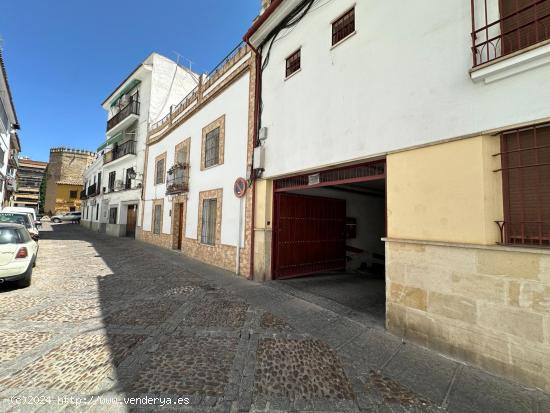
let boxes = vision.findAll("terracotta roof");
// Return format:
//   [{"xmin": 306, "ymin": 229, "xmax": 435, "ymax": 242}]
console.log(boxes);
[{"xmin": 56, "ymin": 179, "xmax": 83, "ymax": 186}]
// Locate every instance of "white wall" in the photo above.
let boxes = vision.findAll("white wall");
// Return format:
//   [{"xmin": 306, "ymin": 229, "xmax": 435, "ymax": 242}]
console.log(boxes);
[
  {"xmin": 143, "ymin": 72, "xmax": 251, "ymax": 246},
  {"xmin": 259, "ymin": 0, "xmax": 550, "ymax": 178}
]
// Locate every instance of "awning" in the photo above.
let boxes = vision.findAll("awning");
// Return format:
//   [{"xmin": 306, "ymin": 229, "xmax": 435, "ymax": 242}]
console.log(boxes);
[
  {"xmin": 96, "ymin": 131, "xmax": 124, "ymax": 152},
  {"xmin": 109, "ymin": 79, "xmax": 140, "ymax": 107}
]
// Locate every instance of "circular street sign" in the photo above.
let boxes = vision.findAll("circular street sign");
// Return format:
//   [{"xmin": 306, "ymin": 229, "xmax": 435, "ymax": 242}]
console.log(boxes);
[{"xmin": 234, "ymin": 177, "xmax": 248, "ymax": 198}]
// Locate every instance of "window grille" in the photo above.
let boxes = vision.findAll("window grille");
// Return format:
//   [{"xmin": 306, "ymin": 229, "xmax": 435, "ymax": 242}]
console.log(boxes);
[
  {"xmin": 286, "ymin": 49, "xmax": 301, "ymax": 77},
  {"xmin": 498, "ymin": 123, "xmax": 550, "ymax": 246},
  {"xmin": 204, "ymin": 128, "xmax": 220, "ymax": 168},
  {"xmin": 109, "ymin": 207, "xmax": 118, "ymax": 225},
  {"xmin": 153, "ymin": 204, "xmax": 162, "ymax": 234},
  {"xmin": 155, "ymin": 158, "xmax": 165, "ymax": 184},
  {"xmin": 201, "ymin": 199, "xmax": 217, "ymax": 245},
  {"xmin": 332, "ymin": 8, "xmax": 355, "ymax": 45}
]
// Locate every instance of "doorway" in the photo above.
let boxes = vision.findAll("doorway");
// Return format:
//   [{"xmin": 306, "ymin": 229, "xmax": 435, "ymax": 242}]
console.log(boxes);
[
  {"xmin": 176, "ymin": 202, "xmax": 185, "ymax": 250},
  {"xmin": 272, "ymin": 160, "xmax": 387, "ymax": 323},
  {"xmin": 126, "ymin": 205, "xmax": 137, "ymax": 238}
]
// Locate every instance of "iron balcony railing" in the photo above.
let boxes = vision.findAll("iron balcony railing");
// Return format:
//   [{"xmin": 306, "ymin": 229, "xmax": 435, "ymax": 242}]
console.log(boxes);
[
  {"xmin": 166, "ymin": 163, "xmax": 190, "ymax": 195},
  {"xmin": 80, "ymin": 189, "xmax": 87, "ymax": 200},
  {"xmin": 471, "ymin": 0, "xmax": 550, "ymax": 66},
  {"xmin": 103, "ymin": 140, "xmax": 136, "ymax": 164},
  {"xmin": 106, "ymin": 100, "xmax": 140, "ymax": 132},
  {"xmin": 86, "ymin": 183, "xmax": 98, "ymax": 197}
]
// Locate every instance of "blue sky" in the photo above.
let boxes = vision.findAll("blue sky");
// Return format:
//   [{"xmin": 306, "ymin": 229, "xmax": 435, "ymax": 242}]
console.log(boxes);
[{"xmin": 0, "ymin": 0, "xmax": 259, "ymax": 161}]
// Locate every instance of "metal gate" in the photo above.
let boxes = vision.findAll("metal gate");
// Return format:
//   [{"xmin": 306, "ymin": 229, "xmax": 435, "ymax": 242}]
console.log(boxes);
[{"xmin": 272, "ymin": 192, "xmax": 346, "ymax": 279}]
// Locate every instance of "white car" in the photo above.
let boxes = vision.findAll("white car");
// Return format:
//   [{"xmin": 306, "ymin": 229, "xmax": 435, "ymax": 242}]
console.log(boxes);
[
  {"xmin": 51, "ymin": 212, "xmax": 81, "ymax": 223},
  {"xmin": 2, "ymin": 206, "xmax": 37, "ymax": 222},
  {"xmin": 0, "ymin": 213, "xmax": 40, "ymax": 241},
  {"xmin": 0, "ymin": 223, "xmax": 38, "ymax": 288}
]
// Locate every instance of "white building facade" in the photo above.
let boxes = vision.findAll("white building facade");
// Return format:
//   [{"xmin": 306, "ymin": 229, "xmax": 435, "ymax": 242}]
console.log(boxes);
[
  {"xmin": 0, "ymin": 50, "xmax": 21, "ymax": 207},
  {"xmin": 82, "ymin": 53, "xmax": 198, "ymax": 237},
  {"xmin": 138, "ymin": 45, "xmax": 256, "ymax": 276},
  {"xmin": 246, "ymin": 0, "xmax": 550, "ymax": 391}
]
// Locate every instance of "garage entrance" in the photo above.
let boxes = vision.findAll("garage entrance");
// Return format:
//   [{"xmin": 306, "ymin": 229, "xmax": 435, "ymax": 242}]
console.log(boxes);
[{"xmin": 272, "ymin": 160, "xmax": 386, "ymax": 321}]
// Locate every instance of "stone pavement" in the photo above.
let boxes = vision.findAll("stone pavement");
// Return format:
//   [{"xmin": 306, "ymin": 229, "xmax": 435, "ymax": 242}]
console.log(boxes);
[{"xmin": 0, "ymin": 223, "xmax": 547, "ymax": 413}]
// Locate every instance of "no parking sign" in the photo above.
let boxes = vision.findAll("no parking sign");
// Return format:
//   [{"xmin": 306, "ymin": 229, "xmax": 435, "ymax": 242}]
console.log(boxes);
[{"xmin": 233, "ymin": 177, "xmax": 248, "ymax": 198}]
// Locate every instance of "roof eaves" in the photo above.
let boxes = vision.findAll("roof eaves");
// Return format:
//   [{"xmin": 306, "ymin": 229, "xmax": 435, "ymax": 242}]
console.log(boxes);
[{"xmin": 0, "ymin": 49, "xmax": 19, "ymax": 125}]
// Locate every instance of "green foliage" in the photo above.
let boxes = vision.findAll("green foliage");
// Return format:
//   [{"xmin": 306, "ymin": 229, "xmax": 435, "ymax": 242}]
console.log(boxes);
[{"xmin": 39, "ymin": 166, "xmax": 47, "ymax": 213}]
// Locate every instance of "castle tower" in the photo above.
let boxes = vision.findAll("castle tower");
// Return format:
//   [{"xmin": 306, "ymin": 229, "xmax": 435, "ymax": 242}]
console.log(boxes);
[{"xmin": 44, "ymin": 147, "xmax": 95, "ymax": 215}]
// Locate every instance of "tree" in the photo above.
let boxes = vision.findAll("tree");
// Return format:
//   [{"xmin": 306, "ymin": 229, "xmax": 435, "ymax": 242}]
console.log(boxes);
[{"xmin": 39, "ymin": 166, "xmax": 47, "ymax": 214}]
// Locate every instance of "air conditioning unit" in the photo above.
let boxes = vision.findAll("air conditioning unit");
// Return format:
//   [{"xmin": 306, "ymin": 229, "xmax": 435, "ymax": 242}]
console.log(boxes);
[{"xmin": 114, "ymin": 180, "xmax": 123, "ymax": 191}]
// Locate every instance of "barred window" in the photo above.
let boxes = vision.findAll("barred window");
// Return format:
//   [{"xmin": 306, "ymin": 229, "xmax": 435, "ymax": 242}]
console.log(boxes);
[
  {"xmin": 155, "ymin": 158, "xmax": 165, "ymax": 184},
  {"xmin": 201, "ymin": 198, "xmax": 217, "ymax": 245},
  {"xmin": 109, "ymin": 207, "xmax": 117, "ymax": 224},
  {"xmin": 108, "ymin": 171, "xmax": 116, "ymax": 192},
  {"xmin": 500, "ymin": 0, "xmax": 550, "ymax": 56},
  {"xmin": 69, "ymin": 190, "xmax": 77, "ymax": 199},
  {"xmin": 286, "ymin": 49, "xmax": 301, "ymax": 78},
  {"xmin": 153, "ymin": 204, "xmax": 162, "ymax": 234},
  {"xmin": 500, "ymin": 123, "xmax": 550, "ymax": 246},
  {"xmin": 204, "ymin": 128, "xmax": 220, "ymax": 168},
  {"xmin": 332, "ymin": 8, "xmax": 355, "ymax": 46}
]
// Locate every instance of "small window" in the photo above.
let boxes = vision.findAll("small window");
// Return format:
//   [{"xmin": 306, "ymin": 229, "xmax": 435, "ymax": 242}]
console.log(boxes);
[
  {"xmin": 332, "ymin": 8, "xmax": 355, "ymax": 46},
  {"xmin": 125, "ymin": 167, "xmax": 133, "ymax": 189},
  {"xmin": 285, "ymin": 49, "xmax": 301, "ymax": 78},
  {"xmin": 155, "ymin": 158, "xmax": 165, "ymax": 184},
  {"xmin": 108, "ymin": 171, "xmax": 116, "ymax": 192},
  {"xmin": 69, "ymin": 190, "xmax": 77, "ymax": 199},
  {"xmin": 109, "ymin": 207, "xmax": 117, "ymax": 224},
  {"xmin": 204, "ymin": 128, "xmax": 220, "ymax": 168},
  {"xmin": 201, "ymin": 198, "xmax": 217, "ymax": 245},
  {"xmin": 153, "ymin": 204, "xmax": 162, "ymax": 234}
]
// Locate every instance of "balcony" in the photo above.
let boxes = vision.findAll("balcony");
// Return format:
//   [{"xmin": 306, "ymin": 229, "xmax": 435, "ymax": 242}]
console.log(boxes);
[
  {"xmin": 166, "ymin": 163, "xmax": 190, "ymax": 195},
  {"xmin": 80, "ymin": 189, "xmax": 88, "ymax": 200},
  {"xmin": 471, "ymin": 0, "xmax": 550, "ymax": 67},
  {"xmin": 103, "ymin": 140, "xmax": 136, "ymax": 165},
  {"xmin": 106, "ymin": 100, "xmax": 140, "ymax": 136},
  {"xmin": 86, "ymin": 183, "xmax": 100, "ymax": 197}
]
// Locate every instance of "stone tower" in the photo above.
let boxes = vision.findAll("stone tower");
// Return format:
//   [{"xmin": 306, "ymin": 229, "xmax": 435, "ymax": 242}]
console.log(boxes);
[{"xmin": 44, "ymin": 147, "xmax": 95, "ymax": 215}]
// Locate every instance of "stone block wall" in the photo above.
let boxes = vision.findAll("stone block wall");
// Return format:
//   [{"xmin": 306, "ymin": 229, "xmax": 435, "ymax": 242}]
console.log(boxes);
[{"xmin": 386, "ymin": 240, "xmax": 550, "ymax": 392}]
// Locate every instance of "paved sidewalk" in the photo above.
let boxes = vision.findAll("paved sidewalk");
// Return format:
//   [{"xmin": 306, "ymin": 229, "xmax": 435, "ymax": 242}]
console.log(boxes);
[{"xmin": 0, "ymin": 223, "xmax": 547, "ymax": 413}]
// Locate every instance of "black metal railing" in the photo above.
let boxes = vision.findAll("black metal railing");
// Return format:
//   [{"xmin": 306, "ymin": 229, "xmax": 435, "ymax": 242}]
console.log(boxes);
[
  {"xmin": 471, "ymin": 0, "xmax": 550, "ymax": 66},
  {"xmin": 106, "ymin": 100, "xmax": 140, "ymax": 131},
  {"xmin": 166, "ymin": 163, "xmax": 190, "ymax": 195},
  {"xmin": 103, "ymin": 140, "xmax": 136, "ymax": 164},
  {"xmin": 86, "ymin": 183, "xmax": 97, "ymax": 197},
  {"xmin": 80, "ymin": 189, "xmax": 87, "ymax": 200}
]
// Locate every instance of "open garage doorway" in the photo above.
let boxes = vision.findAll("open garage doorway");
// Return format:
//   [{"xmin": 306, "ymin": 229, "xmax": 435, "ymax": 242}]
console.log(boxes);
[{"xmin": 272, "ymin": 160, "xmax": 386, "ymax": 323}]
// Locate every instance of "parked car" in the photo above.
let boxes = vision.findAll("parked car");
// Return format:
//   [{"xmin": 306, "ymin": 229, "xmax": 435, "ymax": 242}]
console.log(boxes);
[
  {"xmin": 51, "ymin": 211, "xmax": 81, "ymax": 223},
  {"xmin": 2, "ymin": 207, "xmax": 40, "ymax": 227},
  {"xmin": 0, "ymin": 223, "xmax": 38, "ymax": 288},
  {"xmin": 2, "ymin": 207, "xmax": 37, "ymax": 222},
  {"xmin": 0, "ymin": 213, "xmax": 40, "ymax": 241}
]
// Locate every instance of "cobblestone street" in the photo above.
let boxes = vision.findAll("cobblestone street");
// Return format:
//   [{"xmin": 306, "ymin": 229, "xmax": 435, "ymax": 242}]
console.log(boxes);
[{"xmin": 0, "ymin": 223, "xmax": 548, "ymax": 412}]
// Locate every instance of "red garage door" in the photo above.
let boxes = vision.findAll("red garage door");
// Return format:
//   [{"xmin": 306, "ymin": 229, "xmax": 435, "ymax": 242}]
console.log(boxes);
[{"xmin": 273, "ymin": 193, "xmax": 346, "ymax": 279}]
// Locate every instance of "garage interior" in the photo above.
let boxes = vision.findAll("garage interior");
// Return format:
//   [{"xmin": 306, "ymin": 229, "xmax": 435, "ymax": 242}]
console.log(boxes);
[{"xmin": 272, "ymin": 161, "xmax": 387, "ymax": 324}]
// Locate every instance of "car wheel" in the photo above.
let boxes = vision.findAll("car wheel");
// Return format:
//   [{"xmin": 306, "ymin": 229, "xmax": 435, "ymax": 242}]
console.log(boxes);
[
  {"xmin": 17, "ymin": 267, "xmax": 32, "ymax": 288},
  {"xmin": 52, "ymin": 218, "xmax": 61, "ymax": 223}
]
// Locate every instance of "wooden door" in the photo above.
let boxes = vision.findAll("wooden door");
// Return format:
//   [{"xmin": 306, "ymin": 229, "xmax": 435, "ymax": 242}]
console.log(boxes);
[
  {"xmin": 177, "ymin": 203, "xmax": 184, "ymax": 250},
  {"xmin": 126, "ymin": 205, "xmax": 137, "ymax": 238},
  {"xmin": 273, "ymin": 193, "xmax": 346, "ymax": 279}
]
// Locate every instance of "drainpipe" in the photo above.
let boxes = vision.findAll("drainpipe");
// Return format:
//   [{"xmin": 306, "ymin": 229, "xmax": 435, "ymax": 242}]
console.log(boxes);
[{"xmin": 244, "ymin": 38, "xmax": 262, "ymax": 281}]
